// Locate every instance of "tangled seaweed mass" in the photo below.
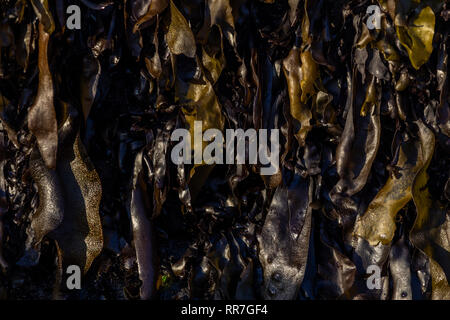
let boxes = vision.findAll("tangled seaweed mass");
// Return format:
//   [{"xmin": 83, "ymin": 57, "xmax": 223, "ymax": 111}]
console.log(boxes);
[{"xmin": 0, "ymin": 0, "xmax": 448, "ymax": 300}]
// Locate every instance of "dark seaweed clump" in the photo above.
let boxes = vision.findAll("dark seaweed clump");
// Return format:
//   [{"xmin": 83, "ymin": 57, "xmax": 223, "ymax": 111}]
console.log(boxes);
[{"xmin": 0, "ymin": 0, "xmax": 448, "ymax": 300}]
